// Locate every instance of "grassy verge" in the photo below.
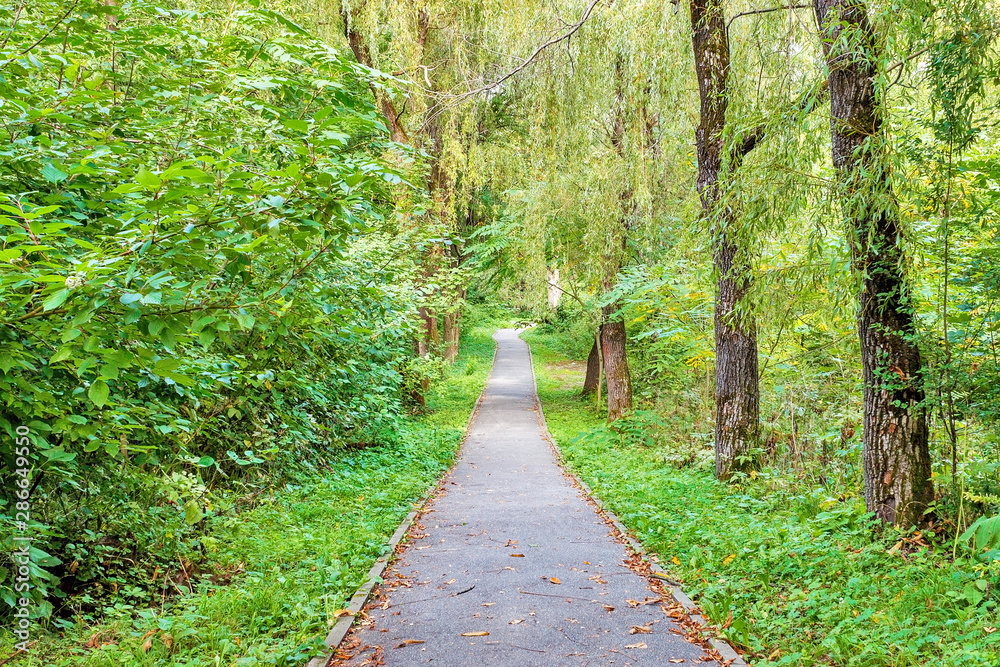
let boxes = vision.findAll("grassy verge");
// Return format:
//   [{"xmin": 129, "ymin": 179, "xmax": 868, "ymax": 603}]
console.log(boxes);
[
  {"xmin": 523, "ymin": 327, "xmax": 1000, "ymax": 667},
  {"xmin": 2, "ymin": 323, "xmax": 499, "ymax": 667}
]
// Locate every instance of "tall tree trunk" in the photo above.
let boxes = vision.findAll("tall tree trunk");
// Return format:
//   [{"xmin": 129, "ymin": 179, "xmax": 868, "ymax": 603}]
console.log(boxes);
[
  {"xmin": 597, "ymin": 56, "xmax": 635, "ymax": 422},
  {"xmin": 582, "ymin": 329, "xmax": 602, "ymax": 397},
  {"xmin": 340, "ymin": 4, "xmax": 410, "ymax": 144},
  {"xmin": 601, "ymin": 311, "xmax": 632, "ymax": 421},
  {"xmin": 690, "ymin": 0, "xmax": 760, "ymax": 479},
  {"xmin": 813, "ymin": 0, "xmax": 932, "ymax": 526},
  {"xmin": 442, "ymin": 311, "xmax": 459, "ymax": 363}
]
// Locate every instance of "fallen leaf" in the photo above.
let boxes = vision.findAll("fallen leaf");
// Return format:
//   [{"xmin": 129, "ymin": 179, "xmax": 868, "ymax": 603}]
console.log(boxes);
[
  {"xmin": 669, "ymin": 659, "xmax": 685, "ymax": 663},
  {"xmin": 625, "ymin": 642, "xmax": 648, "ymax": 649},
  {"xmin": 629, "ymin": 625, "xmax": 653, "ymax": 634},
  {"xmin": 445, "ymin": 579, "xmax": 456, "ymax": 585},
  {"xmin": 509, "ymin": 619, "xmax": 523, "ymax": 625},
  {"xmin": 482, "ymin": 602, "xmax": 495, "ymax": 607},
  {"xmin": 333, "ymin": 609, "xmax": 355, "ymax": 618},
  {"xmin": 550, "ymin": 577, "xmax": 561, "ymax": 585},
  {"xmin": 511, "ymin": 553, "xmax": 525, "ymax": 557},
  {"xmin": 603, "ymin": 604, "xmax": 615, "ymax": 612},
  {"xmin": 461, "ymin": 632, "xmax": 489, "ymax": 637},
  {"xmin": 394, "ymin": 639, "xmax": 425, "ymax": 648},
  {"xmin": 583, "ymin": 561, "xmax": 591, "ymax": 565}
]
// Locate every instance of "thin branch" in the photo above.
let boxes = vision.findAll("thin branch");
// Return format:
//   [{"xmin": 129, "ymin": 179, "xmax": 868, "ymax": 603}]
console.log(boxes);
[
  {"xmin": 449, "ymin": 0, "xmax": 603, "ymax": 101},
  {"xmin": 732, "ymin": 79, "xmax": 829, "ymax": 162},
  {"xmin": 727, "ymin": 4, "xmax": 811, "ymax": 30},
  {"xmin": 18, "ymin": 0, "xmax": 79, "ymax": 55}
]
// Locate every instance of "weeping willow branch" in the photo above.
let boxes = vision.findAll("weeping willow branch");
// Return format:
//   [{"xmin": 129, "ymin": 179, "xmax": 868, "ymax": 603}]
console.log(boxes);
[{"xmin": 727, "ymin": 4, "xmax": 812, "ymax": 30}]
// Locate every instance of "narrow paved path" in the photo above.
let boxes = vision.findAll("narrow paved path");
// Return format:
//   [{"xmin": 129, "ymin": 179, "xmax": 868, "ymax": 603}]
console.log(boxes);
[{"xmin": 340, "ymin": 330, "xmax": 716, "ymax": 666}]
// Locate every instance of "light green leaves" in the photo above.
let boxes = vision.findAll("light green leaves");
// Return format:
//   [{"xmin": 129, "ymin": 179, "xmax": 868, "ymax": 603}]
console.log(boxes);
[{"xmin": 88, "ymin": 379, "xmax": 110, "ymax": 408}]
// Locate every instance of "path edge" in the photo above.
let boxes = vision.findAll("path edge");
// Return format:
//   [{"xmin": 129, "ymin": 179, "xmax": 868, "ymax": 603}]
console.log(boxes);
[
  {"xmin": 522, "ymin": 332, "xmax": 749, "ymax": 667},
  {"xmin": 304, "ymin": 338, "xmax": 500, "ymax": 667}
]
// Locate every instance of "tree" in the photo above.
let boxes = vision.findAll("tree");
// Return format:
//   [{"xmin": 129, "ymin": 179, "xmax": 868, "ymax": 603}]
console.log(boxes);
[
  {"xmin": 813, "ymin": 0, "xmax": 933, "ymax": 526},
  {"xmin": 689, "ymin": 0, "xmax": 760, "ymax": 479}
]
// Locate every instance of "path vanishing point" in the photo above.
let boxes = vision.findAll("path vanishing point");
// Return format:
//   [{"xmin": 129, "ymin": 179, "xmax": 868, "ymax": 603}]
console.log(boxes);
[{"xmin": 335, "ymin": 329, "xmax": 720, "ymax": 666}]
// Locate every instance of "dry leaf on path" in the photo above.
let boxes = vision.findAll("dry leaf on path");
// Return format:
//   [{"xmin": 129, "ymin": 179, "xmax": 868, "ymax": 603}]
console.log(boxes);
[
  {"xmin": 482, "ymin": 602, "xmax": 495, "ymax": 606},
  {"xmin": 550, "ymin": 577, "xmax": 561, "ymax": 585},
  {"xmin": 511, "ymin": 553, "xmax": 525, "ymax": 557},
  {"xmin": 629, "ymin": 625, "xmax": 653, "ymax": 634},
  {"xmin": 333, "ymin": 609, "xmax": 355, "ymax": 618},
  {"xmin": 461, "ymin": 631, "xmax": 489, "ymax": 637},
  {"xmin": 625, "ymin": 642, "xmax": 648, "ymax": 649},
  {"xmin": 603, "ymin": 604, "xmax": 615, "ymax": 612},
  {"xmin": 394, "ymin": 640, "xmax": 425, "ymax": 649},
  {"xmin": 669, "ymin": 659, "xmax": 685, "ymax": 663},
  {"xmin": 509, "ymin": 619, "xmax": 523, "ymax": 625}
]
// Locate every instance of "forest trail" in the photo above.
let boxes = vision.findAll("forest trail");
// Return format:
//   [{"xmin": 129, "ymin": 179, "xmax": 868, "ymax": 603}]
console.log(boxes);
[{"xmin": 336, "ymin": 330, "xmax": 716, "ymax": 666}]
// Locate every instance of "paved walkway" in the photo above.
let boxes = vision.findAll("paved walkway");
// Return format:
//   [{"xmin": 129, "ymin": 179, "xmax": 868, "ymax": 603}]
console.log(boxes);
[{"xmin": 339, "ymin": 330, "xmax": 716, "ymax": 666}]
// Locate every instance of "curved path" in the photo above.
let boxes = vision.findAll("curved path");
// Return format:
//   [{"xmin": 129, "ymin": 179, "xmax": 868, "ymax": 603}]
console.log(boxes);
[{"xmin": 339, "ymin": 330, "xmax": 716, "ymax": 666}]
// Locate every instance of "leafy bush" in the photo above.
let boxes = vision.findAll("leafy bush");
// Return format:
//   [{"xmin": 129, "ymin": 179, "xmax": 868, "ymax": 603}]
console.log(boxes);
[{"xmin": 0, "ymin": 0, "xmax": 428, "ymax": 619}]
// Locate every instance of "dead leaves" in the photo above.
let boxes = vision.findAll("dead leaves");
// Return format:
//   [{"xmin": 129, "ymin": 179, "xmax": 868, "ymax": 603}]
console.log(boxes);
[
  {"xmin": 627, "ymin": 596, "xmax": 662, "ymax": 607},
  {"xmin": 603, "ymin": 604, "xmax": 615, "ymax": 612},
  {"xmin": 549, "ymin": 577, "xmax": 561, "ymax": 585},
  {"xmin": 625, "ymin": 641, "xmax": 648, "ymax": 649},
  {"xmin": 393, "ymin": 639, "xmax": 424, "ymax": 649},
  {"xmin": 461, "ymin": 631, "xmax": 489, "ymax": 637},
  {"xmin": 629, "ymin": 624, "xmax": 653, "ymax": 635}
]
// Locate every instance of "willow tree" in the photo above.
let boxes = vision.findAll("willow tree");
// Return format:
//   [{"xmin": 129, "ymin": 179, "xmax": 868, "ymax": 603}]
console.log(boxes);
[
  {"xmin": 812, "ymin": 0, "xmax": 933, "ymax": 526},
  {"xmin": 687, "ymin": 0, "xmax": 760, "ymax": 478}
]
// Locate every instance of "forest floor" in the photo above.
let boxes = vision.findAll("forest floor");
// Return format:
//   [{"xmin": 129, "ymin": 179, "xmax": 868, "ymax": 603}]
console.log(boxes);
[
  {"xmin": 522, "ymin": 327, "xmax": 1000, "ymax": 667},
  {"xmin": 334, "ymin": 329, "xmax": 719, "ymax": 666}
]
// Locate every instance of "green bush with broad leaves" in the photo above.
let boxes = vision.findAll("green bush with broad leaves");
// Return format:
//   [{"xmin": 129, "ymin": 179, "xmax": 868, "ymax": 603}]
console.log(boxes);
[{"xmin": 0, "ymin": 0, "xmax": 430, "ymax": 619}]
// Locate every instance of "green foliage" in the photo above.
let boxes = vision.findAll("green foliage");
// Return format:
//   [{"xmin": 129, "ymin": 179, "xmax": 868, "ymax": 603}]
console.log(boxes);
[
  {"xmin": 529, "ymin": 331, "xmax": 1000, "ymax": 666},
  {"xmin": 0, "ymin": 0, "xmax": 434, "ymax": 621}
]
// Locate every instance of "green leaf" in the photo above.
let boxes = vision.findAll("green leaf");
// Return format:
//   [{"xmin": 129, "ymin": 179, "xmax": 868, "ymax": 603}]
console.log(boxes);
[
  {"xmin": 50, "ymin": 347, "xmax": 74, "ymax": 364},
  {"xmin": 183, "ymin": 499, "xmax": 204, "ymax": 525},
  {"xmin": 136, "ymin": 168, "xmax": 163, "ymax": 190},
  {"xmin": 42, "ymin": 162, "xmax": 69, "ymax": 183},
  {"xmin": 88, "ymin": 380, "xmax": 110, "ymax": 408},
  {"xmin": 43, "ymin": 288, "xmax": 70, "ymax": 311}
]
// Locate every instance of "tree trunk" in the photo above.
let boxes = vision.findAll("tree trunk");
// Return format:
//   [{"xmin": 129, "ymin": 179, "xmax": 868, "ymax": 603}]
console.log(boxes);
[
  {"xmin": 601, "ymin": 310, "xmax": 632, "ymax": 421},
  {"xmin": 690, "ymin": 0, "xmax": 760, "ymax": 479},
  {"xmin": 813, "ymin": 0, "xmax": 933, "ymax": 526},
  {"xmin": 340, "ymin": 4, "xmax": 410, "ymax": 144},
  {"xmin": 442, "ymin": 311, "xmax": 459, "ymax": 363},
  {"xmin": 582, "ymin": 328, "xmax": 602, "ymax": 397}
]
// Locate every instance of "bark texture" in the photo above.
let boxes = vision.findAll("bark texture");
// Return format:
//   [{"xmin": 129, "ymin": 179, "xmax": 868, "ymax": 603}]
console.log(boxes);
[
  {"xmin": 690, "ymin": 0, "xmax": 760, "ymax": 479},
  {"xmin": 442, "ymin": 311, "xmax": 459, "ymax": 364},
  {"xmin": 582, "ymin": 331, "xmax": 602, "ymax": 397},
  {"xmin": 813, "ymin": 0, "xmax": 933, "ymax": 526},
  {"xmin": 601, "ymin": 314, "xmax": 632, "ymax": 421}
]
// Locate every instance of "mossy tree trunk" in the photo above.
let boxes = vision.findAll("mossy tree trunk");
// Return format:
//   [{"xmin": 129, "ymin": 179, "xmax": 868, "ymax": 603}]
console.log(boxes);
[
  {"xmin": 690, "ymin": 0, "xmax": 760, "ymax": 479},
  {"xmin": 813, "ymin": 0, "xmax": 933, "ymax": 527}
]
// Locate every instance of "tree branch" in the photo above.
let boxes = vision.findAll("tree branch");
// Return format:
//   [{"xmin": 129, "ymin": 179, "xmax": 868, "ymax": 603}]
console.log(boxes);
[
  {"xmin": 450, "ymin": 0, "xmax": 603, "ymax": 101},
  {"xmin": 732, "ymin": 78, "xmax": 829, "ymax": 163},
  {"xmin": 727, "ymin": 4, "xmax": 812, "ymax": 30}
]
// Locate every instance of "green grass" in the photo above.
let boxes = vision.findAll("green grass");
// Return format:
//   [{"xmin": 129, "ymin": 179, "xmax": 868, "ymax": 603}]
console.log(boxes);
[
  {"xmin": 1, "ymin": 323, "xmax": 499, "ymax": 667},
  {"xmin": 523, "ymin": 328, "xmax": 1000, "ymax": 667}
]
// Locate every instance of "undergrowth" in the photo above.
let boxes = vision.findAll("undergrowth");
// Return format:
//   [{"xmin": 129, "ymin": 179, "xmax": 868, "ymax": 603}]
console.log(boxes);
[
  {"xmin": 0, "ymin": 320, "xmax": 500, "ymax": 666},
  {"xmin": 525, "ymin": 328, "xmax": 1000, "ymax": 667}
]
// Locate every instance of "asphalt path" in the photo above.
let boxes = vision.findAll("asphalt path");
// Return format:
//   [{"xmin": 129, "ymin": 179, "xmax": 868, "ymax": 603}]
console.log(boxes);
[{"xmin": 339, "ymin": 329, "xmax": 716, "ymax": 666}]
